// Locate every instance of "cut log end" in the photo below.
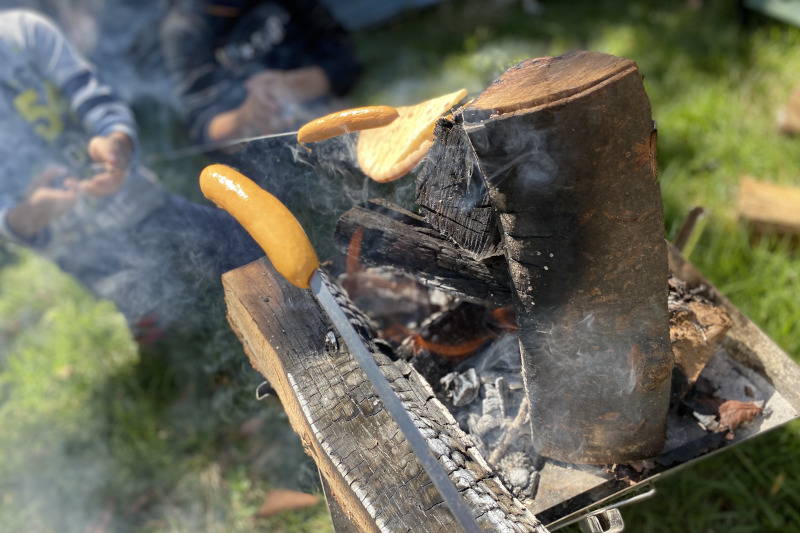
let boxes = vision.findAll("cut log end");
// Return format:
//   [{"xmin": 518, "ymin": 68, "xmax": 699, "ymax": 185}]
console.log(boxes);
[{"xmin": 465, "ymin": 51, "xmax": 638, "ymax": 116}]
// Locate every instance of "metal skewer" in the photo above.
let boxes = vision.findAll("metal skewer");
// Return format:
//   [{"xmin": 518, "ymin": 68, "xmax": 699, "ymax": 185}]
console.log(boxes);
[
  {"xmin": 309, "ymin": 270, "xmax": 483, "ymax": 533},
  {"xmin": 199, "ymin": 164, "xmax": 484, "ymax": 532}
]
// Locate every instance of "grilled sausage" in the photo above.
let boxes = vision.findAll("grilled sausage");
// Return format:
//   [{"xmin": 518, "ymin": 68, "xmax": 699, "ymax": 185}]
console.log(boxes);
[
  {"xmin": 199, "ymin": 164, "xmax": 319, "ymax": 289},
  {"xmin": 297, "ymin": 105, "xmax": 399, "ymax": 143}
]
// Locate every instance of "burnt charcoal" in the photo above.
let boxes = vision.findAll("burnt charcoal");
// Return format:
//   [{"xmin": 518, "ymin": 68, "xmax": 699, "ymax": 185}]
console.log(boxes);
[
  {"xmin": 440, "ymin": 368, "xmax": 481, "ymax": 406},
  {"xmin": 466, "ymin": 378, "xmax": 508, "ymax": 451},
  {"xmin": 682, "ymin": 392, "xmax": 725, "ymax": 416},
  {"xmin": 497, "ymin": 451, "xmax": 537, "ymax": 498},
  {"xmin": 416, "ymin": 117, "xmax": 502, "ymax": 259},
  {"xmin": 395, "ymin": 336, "xmax": 453, "ymax": 387},
  {"xmin": 334, "ymin": 200, "xmax": 513, "ymax": 307},
  {"xmin": 395, "ymin": 301, "xmax": 514, "ymax": 391},
  {"xmin": 410, "ymin": 301, "xmax": 505, "ymax": 363}
]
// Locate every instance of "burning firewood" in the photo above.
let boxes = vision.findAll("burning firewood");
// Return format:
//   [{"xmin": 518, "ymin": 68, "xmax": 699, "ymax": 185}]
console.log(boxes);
[
  {"xmin": 419, "ymin": 51, "xmax": 675, "ymax": 465},
  {"xmin": 335, "ymin": 198, "xmax": 513, "ymax": 307},
  {"xmin": 339, "ymin": 52, "xmax": 677, "ymax": 465},
  {"xmin": 393, "ymin": 300, "xmax": 514, "ymax": 387},
  {"xmin": 216, "ymin": 52, "xmax": 800, "ymax": 531},
  {"xmin": 473, "ymin": 52, "xmax": 672, "ymax": 464}
]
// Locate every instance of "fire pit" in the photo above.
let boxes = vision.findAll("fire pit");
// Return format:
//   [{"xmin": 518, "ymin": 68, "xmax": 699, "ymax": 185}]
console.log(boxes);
[{"xmin": 219, "ymin": 52, "xmax": 800, "ymax": 532}]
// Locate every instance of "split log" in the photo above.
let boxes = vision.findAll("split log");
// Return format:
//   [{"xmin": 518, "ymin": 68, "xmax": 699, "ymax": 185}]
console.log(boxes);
[
  {"xmin": 461, "ymin": 52, "xmax": 674, "ymax": 464},
  {"xmin": 222, "ymin": 258, "xmax": 547, "ymax": 533},
  {"xmin": 416, "ymin": 118, "xmax": 502, "ymax": 259},
  {"xmin": 334, "ymin": 198, "xmax": 512, "ymax": 307}
]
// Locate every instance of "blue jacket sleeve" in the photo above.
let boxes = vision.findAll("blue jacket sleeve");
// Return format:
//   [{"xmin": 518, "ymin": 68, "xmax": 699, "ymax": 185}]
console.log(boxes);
[{"xmin": 0, "ymin": 9, "xmax": 140, "ymax": 244}]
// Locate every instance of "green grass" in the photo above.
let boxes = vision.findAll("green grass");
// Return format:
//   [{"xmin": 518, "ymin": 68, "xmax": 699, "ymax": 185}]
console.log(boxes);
[
  {"xmin": 2, "ymin": 0, "xmax": 800, "ymax": 531},
  {"xmin": 0, "ymin": 248, "xmax": 323, "ymax": 533}
]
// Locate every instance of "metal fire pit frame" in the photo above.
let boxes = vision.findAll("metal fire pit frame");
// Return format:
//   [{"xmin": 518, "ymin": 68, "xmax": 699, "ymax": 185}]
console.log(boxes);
[{"xmin": 538, "ymin": 243, "xmax": 800, "ymax": 530}]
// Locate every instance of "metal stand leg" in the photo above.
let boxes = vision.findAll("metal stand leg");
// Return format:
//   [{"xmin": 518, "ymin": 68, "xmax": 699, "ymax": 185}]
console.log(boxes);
[{"xmin": 578, "ymin": 508, "xmax": 625, "ymax": 533}]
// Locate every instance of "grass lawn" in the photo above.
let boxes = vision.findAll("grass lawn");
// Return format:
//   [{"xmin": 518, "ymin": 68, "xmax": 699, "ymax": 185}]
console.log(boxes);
[{"xmin": 1, "ymin": 0, "xmax": 799, "ymax": 531}]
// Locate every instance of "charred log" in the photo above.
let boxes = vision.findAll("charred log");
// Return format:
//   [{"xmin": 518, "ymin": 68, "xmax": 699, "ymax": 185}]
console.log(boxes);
[
  {"xmin": 416, "ymin": 118, "xmax": 502, "ymax": 259},
  {"xmin": 334, "ymin": 198, "xmax": 512, "ymax": 307},
  {"xmin": 461, "ymin": 51, "xmax": 674, "ymax": 464}
]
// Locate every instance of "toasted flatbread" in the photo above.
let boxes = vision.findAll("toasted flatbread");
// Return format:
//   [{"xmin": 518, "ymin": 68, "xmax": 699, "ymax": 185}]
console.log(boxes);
[{"xmin": 356, "ymin": 88, "xmax": 468, "ymax": 183}]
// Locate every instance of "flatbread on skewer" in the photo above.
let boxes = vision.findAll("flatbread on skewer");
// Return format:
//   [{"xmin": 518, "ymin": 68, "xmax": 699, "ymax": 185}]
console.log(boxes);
[{"xmin": 356, "ymin": 88, "xmax": 468, "ymax": 183}]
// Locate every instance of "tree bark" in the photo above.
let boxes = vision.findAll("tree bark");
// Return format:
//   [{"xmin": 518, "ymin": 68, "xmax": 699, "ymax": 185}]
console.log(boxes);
[{"xmin": 462, "ymin": 51, "xmax": 674, "ymax": 464}]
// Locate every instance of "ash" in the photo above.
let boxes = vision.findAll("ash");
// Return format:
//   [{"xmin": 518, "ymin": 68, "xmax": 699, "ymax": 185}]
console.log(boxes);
[
  {"xmin": 439, "ymin": 333, "xmax": 543, "ymax": 498},
  {"xmin": 430, "ymin": 309, "xmax": 793, "ymax": 510}
]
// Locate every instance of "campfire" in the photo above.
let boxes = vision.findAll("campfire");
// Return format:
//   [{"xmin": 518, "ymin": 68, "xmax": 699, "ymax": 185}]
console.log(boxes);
[{"xmin": 218, "ymin": 51, "xmax": 800, "ymax": 532}]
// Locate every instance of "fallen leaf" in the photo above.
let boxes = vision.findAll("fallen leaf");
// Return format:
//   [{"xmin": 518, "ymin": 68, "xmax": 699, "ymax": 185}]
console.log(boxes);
[
  {"xmin": 718, "ymin": 400, "xmax": 763, "ymax": 431},
  {"xmin": 770, "ymin": 471, "xmax": 786, "ymax": 497},
  {"xmin": 256, "ymin": 489, "xmax": 320, "ymax": 518},
  {"xmin": 692, "ymin": 411, "xmax": 721, "ymax": 432}
]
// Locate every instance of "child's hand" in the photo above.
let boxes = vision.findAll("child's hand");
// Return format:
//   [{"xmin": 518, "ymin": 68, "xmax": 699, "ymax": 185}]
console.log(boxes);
[
  {"xmin": 6, "ymin": 165, "xmax": 79, "ymax": 238},
  {"xmin": 85, "ymin": 132, "xmax": 133, "ymax": 197},
  {"xmin": 245, "ymin": 67, "xmax": 331, "ymax": 107}
]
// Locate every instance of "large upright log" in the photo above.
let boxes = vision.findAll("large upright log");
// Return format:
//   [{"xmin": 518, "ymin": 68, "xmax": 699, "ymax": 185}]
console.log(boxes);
[{"xmin": 461, "ymin": 52, "xmax": 674, "ymax": 464}]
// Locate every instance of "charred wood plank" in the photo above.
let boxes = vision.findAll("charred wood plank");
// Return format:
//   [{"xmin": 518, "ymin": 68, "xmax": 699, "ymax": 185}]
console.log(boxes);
[
  {"xmin": 222, "ymin": 258, "xmax": 546, "ymax": 532},
  {"xmin": 462, "ymin": 51, "xmax": 674, "ymax": 464},
  {"xmin": 334, "ymin": 198, "xmax": 512, "ymax": 307}
]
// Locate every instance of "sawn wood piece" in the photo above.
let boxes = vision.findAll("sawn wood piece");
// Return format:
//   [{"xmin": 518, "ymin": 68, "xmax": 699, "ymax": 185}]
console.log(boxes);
[{"xmin": 738, "ymin": 175, "xmax": 800, "ymax": 237}]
